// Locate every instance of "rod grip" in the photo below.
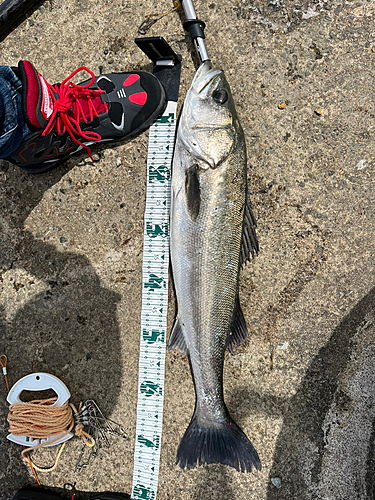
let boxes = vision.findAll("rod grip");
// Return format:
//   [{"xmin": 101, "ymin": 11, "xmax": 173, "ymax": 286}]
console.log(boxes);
[
  {"xmin": 0, "ymin": 0, "xmax": 42, "ymax": 41},
  {"xmin": 183, "ymin": 18, "xmax": 206, "ymax": 41}
]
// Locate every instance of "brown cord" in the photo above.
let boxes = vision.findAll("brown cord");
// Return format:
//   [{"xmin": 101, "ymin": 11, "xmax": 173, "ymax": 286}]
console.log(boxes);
[
  {"xmin": 8, "ymin": 397, "xmax": 95, "ymax": 472},
  {"xmin": 8, "ymin": 398, "xmax": 73, "ymax": 438},
  {"xmin": 70, "ymin": 402, "xmax": 95, "ymax": 448}
]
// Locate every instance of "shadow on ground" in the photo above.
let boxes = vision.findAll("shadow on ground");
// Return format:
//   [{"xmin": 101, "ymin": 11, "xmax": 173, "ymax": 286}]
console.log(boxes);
[
  {"xmin": 267, "ymin": 286, "xmax": 375, "ymax": 500},
  {"xmin": 0, "ymin": 162, "xmax": 123, "ymax": 497}
]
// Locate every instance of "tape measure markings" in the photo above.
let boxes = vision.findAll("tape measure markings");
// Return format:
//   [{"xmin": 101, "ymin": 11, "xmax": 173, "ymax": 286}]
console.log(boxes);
[{"xmin": 131, "ymin": 101, "xmax": 177, "ymax": 500}]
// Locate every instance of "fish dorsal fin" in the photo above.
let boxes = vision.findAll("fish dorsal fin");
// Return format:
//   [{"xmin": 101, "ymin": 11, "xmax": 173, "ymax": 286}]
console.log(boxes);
[
  {"xmin": 240, "ymin": 188, "xmax": 259, "ymax": 267},
  {"xmin": 167, "ymin": 317, "xmax": 189, "ymax": 356},
  {"xmin": 227, "ymin": 291, "xmax": 248, "ymax": 353},
  {"xmin": 185, "ymin": 164, "xmax": 200, "ymax": 221}
]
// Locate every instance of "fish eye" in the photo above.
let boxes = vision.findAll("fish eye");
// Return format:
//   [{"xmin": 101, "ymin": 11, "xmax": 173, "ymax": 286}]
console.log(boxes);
[{"xmin": 213, "ymin": 89, "xmax": 228, "ymax": 104}]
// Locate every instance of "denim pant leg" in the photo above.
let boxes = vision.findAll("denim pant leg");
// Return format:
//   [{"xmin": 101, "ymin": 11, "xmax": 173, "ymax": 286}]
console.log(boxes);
[{"xmin": 0, "ymin": 66, "xmax": 30, "ymax": 158}]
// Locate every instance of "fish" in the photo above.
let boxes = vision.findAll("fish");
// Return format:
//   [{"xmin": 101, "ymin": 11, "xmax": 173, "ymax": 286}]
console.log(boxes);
[{"xmin": 168, "ymin": 61, "xmax": 261, "ymax": 473}]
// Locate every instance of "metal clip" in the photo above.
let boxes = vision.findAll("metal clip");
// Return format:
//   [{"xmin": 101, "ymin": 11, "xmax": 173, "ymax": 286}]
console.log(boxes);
[
  {"xmin": 138, "ymin": 1, "xmax": 181, "ymax": 35},
  {"xmin": 74, "ymin": 399, "xmax": 127, "ymax": 472},
  {"xmin": 138, "ymin": 17, "xmax": 159, "ymax": 35}
]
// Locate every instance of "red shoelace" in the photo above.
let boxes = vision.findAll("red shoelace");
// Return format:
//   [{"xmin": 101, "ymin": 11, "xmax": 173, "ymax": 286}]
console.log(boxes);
[{"xmin": 41, "ymin": 67, "xmax": 108, "ymax": 161}]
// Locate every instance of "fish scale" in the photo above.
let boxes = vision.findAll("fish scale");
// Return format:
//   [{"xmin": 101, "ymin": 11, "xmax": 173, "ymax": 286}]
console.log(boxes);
[
  {"xmin": 185, "ymin": 163, "xmax": 243, "ymax": 414},
  {"xmin": 169, "ymin": 61, "xmax": 261, "ymax": 472}
]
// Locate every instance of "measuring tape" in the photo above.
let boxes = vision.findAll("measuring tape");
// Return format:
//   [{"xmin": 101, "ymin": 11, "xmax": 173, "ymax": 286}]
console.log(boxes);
[{"xmin": 131, "ymin": 100, "xmax": 177, "ymax": 500}]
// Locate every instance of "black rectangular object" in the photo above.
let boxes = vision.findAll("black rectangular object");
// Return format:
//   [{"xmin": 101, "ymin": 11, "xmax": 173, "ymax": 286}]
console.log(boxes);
[
  {"xmin": 135, "ymin": 36, "xmax": 181, "ymax": 65},
  {"xmin": 135, "ymin": 36, "xmax": 181, "ymax": 102}
]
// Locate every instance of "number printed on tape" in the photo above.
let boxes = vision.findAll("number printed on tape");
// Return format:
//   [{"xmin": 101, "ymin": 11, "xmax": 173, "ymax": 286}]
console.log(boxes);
[{"xmin": 131, "ymin": 102, "xmax": 177, "ymax": 500}]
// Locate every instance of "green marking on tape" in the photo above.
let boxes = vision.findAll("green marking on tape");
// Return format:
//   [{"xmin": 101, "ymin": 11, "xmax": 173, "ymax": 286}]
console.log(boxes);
[
  {"xmin": 138, "ymin": 435, "xmax": 160, "ymax": 450},
  {"xmin": 142, "ymin": 329, "xmax": 165, "ymax": 344},
  {"xmin": 140, "ymin": 381, "xmax": 162, "ymax": 397},
  {"xmin": 132, "ymin": 102, "xmax": 178, "ymax": 500},
  {"xmin": 148, "ymin": 165, "xmax": 170, "ymax": 184},
  {"xmin": 133, "ymin": 484, "xmax": 156, "ymax": 500},
  {"xmin": 146, "ymin": 222, "xmax": 168, "ymax": 238},
  {"xmin": 159, "ymin": 113, "xmax": 174, "ymax": 123},
  {"xmin": 144, "ymin": 274, "xmax": 166, "ymax": 291}
]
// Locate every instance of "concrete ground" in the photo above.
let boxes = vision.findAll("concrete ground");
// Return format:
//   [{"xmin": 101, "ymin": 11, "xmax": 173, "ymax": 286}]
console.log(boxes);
[{"xmin": 0, "ymin": 0, "xmax": 374, "ymax": 498}]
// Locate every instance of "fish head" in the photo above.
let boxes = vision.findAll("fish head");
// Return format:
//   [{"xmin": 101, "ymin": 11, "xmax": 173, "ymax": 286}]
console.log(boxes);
[{"xmin": 179, "ymin": 61, "xmax": 240, "ymax": 169}]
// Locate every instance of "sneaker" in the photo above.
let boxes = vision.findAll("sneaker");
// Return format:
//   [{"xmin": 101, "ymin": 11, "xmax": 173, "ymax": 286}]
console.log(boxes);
[{"xmin": 5, "ymin": 61, "xmax": 166, "ymax": 173}]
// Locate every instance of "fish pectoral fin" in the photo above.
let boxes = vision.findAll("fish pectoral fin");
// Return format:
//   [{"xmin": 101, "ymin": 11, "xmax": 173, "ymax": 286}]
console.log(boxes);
[
  {"xmin": 227, "ymin": 291, "xmax": 248, "ymax": 353},
  {"xmin": 240, "ymin": 187, "xmax": 259, "ymax": 267},
  {"xmin": 167, "ymin": 318, "xmax": 189, "ymax": 356},
  {"xmin": 185, "ymin": 164, "xmax": 200, "ymax": 222}
]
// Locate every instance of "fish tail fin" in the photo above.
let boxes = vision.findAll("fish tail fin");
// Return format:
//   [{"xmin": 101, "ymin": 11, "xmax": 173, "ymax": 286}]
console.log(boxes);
[{"xmin": 176, "ymin": 412, "xmax": 261, "ymax": 473}]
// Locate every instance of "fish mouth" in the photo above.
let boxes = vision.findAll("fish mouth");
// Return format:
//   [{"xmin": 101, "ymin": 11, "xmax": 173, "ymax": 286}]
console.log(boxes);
[
  {"xmin": 192, "ymin": 61, "xmax": 223, "ymax": 95},
  {"xmin": 178, "ymin": 63, "xmax": 230, "ymax": 168}
]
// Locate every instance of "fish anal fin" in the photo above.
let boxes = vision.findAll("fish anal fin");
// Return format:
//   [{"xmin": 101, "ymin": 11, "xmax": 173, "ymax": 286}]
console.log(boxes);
[
  {"xmin": 167, "ymin": 318, "xmax": 189, "ymax": 356},
  {"xmin": 240, "ymin": 188, "xmax": 259, "ymax": 267},
  {"xmin": 227, "ymin": 292, "xmax": 248, "ymax": 352}
]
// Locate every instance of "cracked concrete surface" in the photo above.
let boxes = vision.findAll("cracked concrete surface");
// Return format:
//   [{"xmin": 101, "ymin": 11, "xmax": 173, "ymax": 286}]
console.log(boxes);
[{"xmin": 0, "ymin": 0, "xmax": 374, "ymax": 499}]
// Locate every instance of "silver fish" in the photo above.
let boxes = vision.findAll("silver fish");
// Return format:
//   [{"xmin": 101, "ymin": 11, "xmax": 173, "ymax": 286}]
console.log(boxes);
[{"xmin": 169, "ymin": 61, "xmax": 261, "ymax": 472}]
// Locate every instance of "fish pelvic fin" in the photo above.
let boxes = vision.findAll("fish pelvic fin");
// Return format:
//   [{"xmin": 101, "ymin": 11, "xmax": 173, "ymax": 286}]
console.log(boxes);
[
  {"xmin": 167, "ymin": 317, "xmax": 189, "ymax": 356},
  {"xmin": 176, "ymin": 412, "xmax": 261, "ymax": 473},
  {"xmin": 227, "ymin": 291, "xmax": 248, "ymax": 353},
  {"xmin": 240, "ymin": 187, "xmax": 259, "ymax": 267}
]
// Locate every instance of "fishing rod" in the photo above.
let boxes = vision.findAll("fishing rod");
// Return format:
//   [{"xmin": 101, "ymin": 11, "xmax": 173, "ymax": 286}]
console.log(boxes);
[
  {"xmin": 180, "ymin": 0, "xmax": 209, "ymax": 63},
  {"xmin": 0, "ymin": 0, "xmax": 43, "ymax": 41}
]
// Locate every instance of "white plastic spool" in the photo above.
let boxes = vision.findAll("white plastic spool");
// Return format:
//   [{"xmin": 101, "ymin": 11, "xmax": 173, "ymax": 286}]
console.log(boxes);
[{"xmin": 7, "ymin": 372, "xmax": 74, "ymax": 447}]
